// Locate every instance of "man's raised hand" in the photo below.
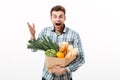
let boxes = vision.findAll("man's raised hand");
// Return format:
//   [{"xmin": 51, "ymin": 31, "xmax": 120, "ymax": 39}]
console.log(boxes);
[{"xmin": 27, "ymin": 22, "xmax": 36, "ymax": 40}]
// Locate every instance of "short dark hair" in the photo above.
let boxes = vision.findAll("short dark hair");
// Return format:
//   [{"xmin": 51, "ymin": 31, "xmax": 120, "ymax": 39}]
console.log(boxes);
[{"xmin": 50, "ymin": 5, "xmax": 66, "ymax": 15}]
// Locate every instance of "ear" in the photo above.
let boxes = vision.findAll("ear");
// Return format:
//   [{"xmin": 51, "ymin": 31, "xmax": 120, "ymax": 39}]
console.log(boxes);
[
  {"xmin": 50, "ymin": 16, "xmax": 52, "ymax": 21},
  {"xmin": 64, "ymin": 16, "xmax": 66, "ymax": 21}
]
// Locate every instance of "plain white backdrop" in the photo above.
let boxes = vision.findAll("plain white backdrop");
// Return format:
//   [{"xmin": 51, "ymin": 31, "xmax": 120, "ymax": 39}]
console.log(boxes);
[{"xmin": 0, "ymin": 0, "xmax": 120, "ymax": 80}]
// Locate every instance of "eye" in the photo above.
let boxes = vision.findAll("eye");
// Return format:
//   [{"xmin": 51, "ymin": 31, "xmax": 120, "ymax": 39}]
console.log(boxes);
[
  {"xmin": 52, "ymin": 15, "xmax": 57, "ymax": 18},
  {"xmin": 59, "ymin": 15, "xmax": 63, "ymax": 18}
]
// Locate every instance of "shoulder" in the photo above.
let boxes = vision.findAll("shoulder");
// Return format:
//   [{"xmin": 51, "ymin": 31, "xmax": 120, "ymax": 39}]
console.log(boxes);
[
  {"xmin": 38, "ymin": 26, "xmax": 53, "ymax": 38},
  {"xmin": 39, "ymin": 26, "xmax": 54, "ymax": 33},
  {"xmin": 65, "ymin": 26, "xmax": 79, "ymax": 35},
  {"xmin": 41, "ymin": 26, "xmax": 53, "ymax": 31}
]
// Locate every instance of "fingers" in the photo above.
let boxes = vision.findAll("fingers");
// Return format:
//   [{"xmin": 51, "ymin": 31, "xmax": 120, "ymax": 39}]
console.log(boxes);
[
  {"xmin": 27, "ymin": 22, "xmax": 30, "ymax": 27},
  {"xmin": 50, "ymin": 66, "xmax": 66, "ymax": 76},
  {"xmin": 53, "ymin": 65, "xmax": 61, "ymax": 69},
  {"xmin": 27, "ymin": 22, "xmax": 35, "ymax": 31},
  {"xmin": 51, "ymin": 67, "xmax": 58, "ymax": 73},
  {"xmin": 27, "ymin": 22, "xmax": 36, "ymax": 39},
  {"xmin": 51, "ymin": 66, "xmax": 59, "ymax": 73},
  {"xmin": 33, "ymin": 23, "xmax": 35, "ymax": 29},
  {"xmin": 27, "ymin": 22, "xmax": 35, "ymax": 29}
]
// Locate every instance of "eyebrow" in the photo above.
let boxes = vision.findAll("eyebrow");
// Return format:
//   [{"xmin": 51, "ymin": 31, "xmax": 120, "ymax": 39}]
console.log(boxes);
[{"xmin": 52, "ymin": 14, "xmax": 63, "ymax": 16}]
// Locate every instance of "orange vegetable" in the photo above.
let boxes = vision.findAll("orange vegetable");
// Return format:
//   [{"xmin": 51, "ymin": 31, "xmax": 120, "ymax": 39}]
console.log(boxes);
[{"xmin": 56, "ymin": 52, "xmax": 65, "ymax": 58}]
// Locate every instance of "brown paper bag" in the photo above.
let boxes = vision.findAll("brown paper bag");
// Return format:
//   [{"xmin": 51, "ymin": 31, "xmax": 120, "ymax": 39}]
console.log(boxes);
[{"xmin": 45, "ymin": 55, "xmax": 76, "ymax": 72}]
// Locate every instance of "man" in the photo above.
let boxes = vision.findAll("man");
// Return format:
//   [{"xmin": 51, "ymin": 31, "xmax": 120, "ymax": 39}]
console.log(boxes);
[{"xmin": 27, "ymin": 5, "xmax": 85, "ymax": 80}]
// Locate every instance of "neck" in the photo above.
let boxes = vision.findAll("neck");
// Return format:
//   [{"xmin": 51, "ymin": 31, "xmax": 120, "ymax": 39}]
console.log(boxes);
[
  {"xmin": 56, "ymin": 30, "xmax": 62, "ymax": 35},
  {"xmin": 55, "ymin": 24, "xmax": 65, "ymax": 35}
]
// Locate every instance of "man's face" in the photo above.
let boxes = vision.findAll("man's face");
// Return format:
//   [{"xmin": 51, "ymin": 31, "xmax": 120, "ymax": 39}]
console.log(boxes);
[{"xmin": 51, "ymin": 11, "xmax": 66, "ymax": 32}]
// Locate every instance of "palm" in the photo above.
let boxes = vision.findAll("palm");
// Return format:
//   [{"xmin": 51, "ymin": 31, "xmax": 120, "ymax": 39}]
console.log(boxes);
[{"xmin": 27, "ymin": 22, "xmax": 36, "ymax": 39}]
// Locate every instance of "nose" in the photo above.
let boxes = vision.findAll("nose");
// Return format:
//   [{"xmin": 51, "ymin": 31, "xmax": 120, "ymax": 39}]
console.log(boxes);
[{"xmin": 56, "ymin": 17, "xmax": 61, "ymax": 21}]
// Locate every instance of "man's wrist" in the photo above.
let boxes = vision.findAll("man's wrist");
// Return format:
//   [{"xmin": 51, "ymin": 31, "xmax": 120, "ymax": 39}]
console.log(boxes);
[
  {"xmin": 65, "ymin": 67, "xmax": 70, "ymax": 72},
  {"xmin": 30, "ymin": 36, "xmax": 35, "ymax": 40}
]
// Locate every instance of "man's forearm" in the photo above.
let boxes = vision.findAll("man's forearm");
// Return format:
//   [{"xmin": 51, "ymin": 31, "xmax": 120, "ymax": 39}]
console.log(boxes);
[{"xmin": 66, "ymin": 54, "xmax": 85, "ymax": 72}]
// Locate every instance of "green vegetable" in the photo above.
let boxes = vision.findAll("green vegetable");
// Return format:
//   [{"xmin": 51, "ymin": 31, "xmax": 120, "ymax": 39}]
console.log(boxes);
[
  {"xmin": 45, "ymin": 49, "xmax": 57, "ymax": 57},
  {"xmin": 27, "ymin": 36, "xmax": 58, "ymax": 52}
]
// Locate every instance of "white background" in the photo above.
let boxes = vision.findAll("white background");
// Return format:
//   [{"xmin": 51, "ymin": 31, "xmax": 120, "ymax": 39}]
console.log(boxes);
[{"xmin": 0, "ymin": 0, "xmax": 120, "ymax": 80}]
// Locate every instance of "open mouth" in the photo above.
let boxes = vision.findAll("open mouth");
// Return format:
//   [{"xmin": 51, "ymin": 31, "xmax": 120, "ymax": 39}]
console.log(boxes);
[{"xmin": 55, "ymin": 23, "xmax": 61, "ymax": 26}]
